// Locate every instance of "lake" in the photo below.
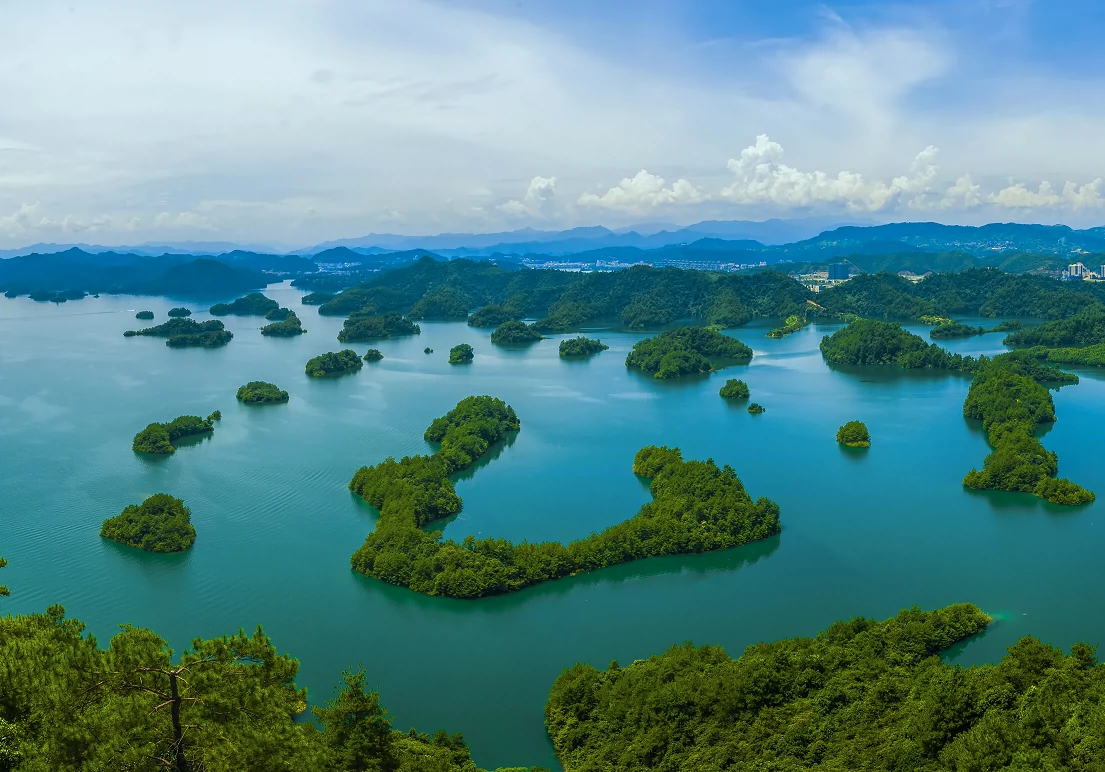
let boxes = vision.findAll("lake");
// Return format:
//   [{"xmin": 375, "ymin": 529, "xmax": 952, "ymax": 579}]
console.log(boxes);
[{"xmin": 1, "ymin": 283, "xmax": 1102, "ymax": 769}]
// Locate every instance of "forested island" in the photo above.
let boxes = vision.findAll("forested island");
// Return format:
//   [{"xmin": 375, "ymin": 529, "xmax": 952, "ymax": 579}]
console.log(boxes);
[
  {"xmin": 467, "ymin": 304, "xmax": 520, "ymax": 328},
  {"xmin": 166, "ymin": 307, "xmax": 192, "ymax": 318},
  {"xmin": 819, "ymin": 319, "xmax": 977, "ymax": 370},
  {"xmin": 261, "ymin": 310, "xmax": 305, "ymax": 336},
  {"xmin": 348, "ymin": 397, "xmax": 780, "ymax": 598},
  {"xmin": 489, "ymin": 320, "xmax": 543, "ymax": 345},
  {"xmin": 124, "ymin": 318, "xmax": 233, "ymax": 348},
  {"xmin": 336, "ymin": 312, "xmax": 420, "ymax": 342},
  {"xmin": 236, "ymin": 381, "xmax": 289, "ymax": 404},
  {"xmin": 558, "ymin": 336, "xmax": 608, "ymax": 358},
  {"xmin": 301, "ymin": 291, "xmax": 334, "ymax": 305},
  {"xmin": 930, "ymin": 321, "xmax": 986, "ymax": 339},
  {"xmin": 837, "ymin": 420, "xmax": 871, "ymax": 447},
  {"xmin": 766, "ymin": 311, "xmax": 810, "ymax": 338},
  {"xmin": 625, "ymin": 326, "xmax": 752, "ymax": 378},
  {"xmin": 132, "ymin": 414, "xmax": 217, "ymax": 454},
  {"xmin": 305, "ymin": 350, "xmax": 363, "ymax": 377},
  {"xmin": 719, "ymin": 379, "xmax": 750, "ymax": 399},
  {"xmin": 135, "ymin": 310, "xmax": 154, "ymax": 320},
  {"xmin": 363, "ymin": 348, "xmax": 384, "ymax": 362},
  {"xmin": 210, "ymin": 292, "xmax": 278, "ymax": 316},
  {"xmin": 100, "ymin": 493, "xmax": 196, "ymax": 552},
  {"xmin": 449, "ymin": 343, "xmax": 474, "ymax": 364},
  {"xmin": 747, "ymin": 402, "xmax": 765, "ymax": 413}
]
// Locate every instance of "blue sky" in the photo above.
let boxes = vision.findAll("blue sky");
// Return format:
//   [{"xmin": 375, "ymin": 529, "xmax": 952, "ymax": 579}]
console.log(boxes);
[{"xmin": 0, "ymin": 0, "xmax": 1102, "ymax": 248}]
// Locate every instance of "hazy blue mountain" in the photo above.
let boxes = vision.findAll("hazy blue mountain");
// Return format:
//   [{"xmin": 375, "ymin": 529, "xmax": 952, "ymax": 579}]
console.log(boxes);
[{"xmin": 0, "ymin": 240, "xmax": 284, "ymax": 258}]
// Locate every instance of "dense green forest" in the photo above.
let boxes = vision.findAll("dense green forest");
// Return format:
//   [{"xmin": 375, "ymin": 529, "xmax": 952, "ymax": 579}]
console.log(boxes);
[
  {"xmin": 135, "ymin": 310, "xmax": 154, "ymax": 320},
  {"xmin": 625, "ymin": 327, "xmax": 753, "ymax": 379},
  {"xmin": 347, "ymin": 400, "xmax": 779, "ymax": 598},
  {"xmin": 261, "ymin": 310, "xmax": 306, "ymax": 336},
  {"xmin": 236, "ymin": 381, "xmax": 290, "ymax": 404},
  {"xmin": 363, "ymin": 348, "xmax": 384, "ymax": 362},
  {"xmin": 546, "ymin": 603, "xmax": 1105, "ymax": 771},
  {"xmin": 210, "ymin": 292, "xmax": 278, "ymax": 316},
  {"xmin": 265, "ymin": 307, "xmax": 294, "ymax": 321},
  {"xmin": 1003, "ymin": 303, "xmax": 1105, "ymax": 346},
  {"xmin": 100, "ymin": 493, "xmax": 197, "ymax": 553},
  {"xmin": 767, "ymin": 311, "xmax": 810, "ymax": 338},
  {"xmin": 0, "ymin": 599, "xmax": 541, "ymax": 771},
  {"xmin": 449, "ymin": 344, "xmax": 474, "ymax": 364},
  {"xmin": 837, "ymin": 420, "xmax": 871, "ymax": 447},
  {"xmin": 124, "ymin": 318, "xmax": 234, "ymax": 348},
  {"xmin": 408, "ymin": 286, "xmax": 470, "ymax": 319},
  {"xmin": 301, "ymin": 291, "xmax": 334, "ymax": 305},
  {"xmin": 468, "ymin": 304, "xmax": 520, "ymax": 328},
  {"xmin": 132, "ymin": 415, "xmax": 216, "ymax": 454},
  {"xmin": 166, "ymin": 307, "xmax": 192, "ymax": 318},
  {"xmin": 490, "ymin": 321, "xmax": 543, "ymax": 345},
  {"xmin": 1035, "ymin": 343, "xmax": 1105, "ymax": 367},
  {"xmin": 305, "ymin": 350, "xmax": 363, "ymax": 377},
  {"xmin": 747, "ymin": 402, "xmax": 765, "ymax": 414},
  {"xmin": 559, "ymin": 336, "xmax": 608, "ymax": 358},
  {"xmin": 337, "ymin": 312, "xmax": 421, "ymax": 342},
  {"xmin": 929, "ymin": 321, "xmax": 986, "ymax": 339},
  {"xmin": 962, "ymin": 352, "xmax": 1094, "ymax": 505},
  {"xmin": 819, "ymin": 320, "xmax": 977, "ymax": 370},
  {"xmin": 719, "ymin": 379, "xmax": 750, "ymax": 399}
]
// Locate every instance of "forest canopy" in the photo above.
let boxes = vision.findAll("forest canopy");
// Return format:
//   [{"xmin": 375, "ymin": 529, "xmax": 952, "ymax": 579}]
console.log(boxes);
[
  {"xmin": 124, "ymin": 318, "xmax": 233, "ymax": 348},
  {"xmin": 559, "ymin": 337, "xmax": 608, "ymax": 358},
  {"xmin": 1003, "ymin": 303, "xmax": 1105, "ymax": 347},
  {"xmin": 261, "ymin": 310, "xmax": 305, "ymax": 336},
  {"xmin": 210, "ymin": 293, "xmax": 278, "ymax": 316},
  {"xmin": 337, "ymin": 312, "xmax": 420, "ymax": 342},
  {"xmin": 166, "ymin": 307, "xmax": 192, "ymax": 318},
  {"xmin": 132, "ymin": 415, "xmax": 216, "ymax": 454},
  {"xmin": 490, "ymin": 320, "xmax": 543, "ymax": 345},
  {"xmin": 819, "ymin": 319, "xmax": 976, "ymax": 371},
  {"xmin": 719, "ymin": 379, "xmax": 750, "ymax": 399},
  {"xmin": 837, "ymin": 420, "xmax": 871, "ymax": 447},
  {"xmin": 100, "ymin": 493, "xmax": 196, "ymax": 553},
  {"xmin": 625, "ymin": 327, "xmax": 752, "ymax": 379},
  {"xmin": 305, "ymin": 350, "xmax": 363, "ymax": 377},
  {"xmin": 236, "ymin": 381, "xmax": 290, "ymax": 404},
  {"xmin": 449, "ymin": 344, "xmax": 474, "ymax": 364}
]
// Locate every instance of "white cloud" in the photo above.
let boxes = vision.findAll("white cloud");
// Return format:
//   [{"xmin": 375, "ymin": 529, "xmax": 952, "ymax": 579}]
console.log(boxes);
[
  {"xmin": 0, "ymin": 202, "xmax": 131, "ymax": 237},
  {"xmin": 941, "ymin": 174, "xmax": 983, "ymax": 209},
  {"xmin": 988, "ymin": 179, "xmax": 1104, "ymax": 209},
  {"xmin": 577, "ymin": 170, "xmax": 705, "ymax": 211},
  {"xmin": 499, "ymin": 175, "xmax": 557, "ymax": 217}
]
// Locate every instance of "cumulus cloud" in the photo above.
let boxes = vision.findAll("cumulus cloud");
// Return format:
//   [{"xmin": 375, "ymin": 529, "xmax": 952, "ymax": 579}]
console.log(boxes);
[
  {"xmin": 577, "ymin": 170, "xmax": 705, "ymax": 211},
  {"xmin": 0, "ymin": 203, "xmax": 131, "ymax": 236},
  {"xmin": 499, "ymin": 176, "xmax": 557, "ymax": 217},
  {"xmin": 988, "ymin": 179, "xmax": 1104, "ymax": 209}
]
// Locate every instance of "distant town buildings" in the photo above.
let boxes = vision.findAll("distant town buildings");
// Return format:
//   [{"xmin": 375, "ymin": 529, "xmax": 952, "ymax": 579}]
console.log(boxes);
[{"xmin": 1061, "ymin": 262, "xmax": 1104, "ymax": 281}]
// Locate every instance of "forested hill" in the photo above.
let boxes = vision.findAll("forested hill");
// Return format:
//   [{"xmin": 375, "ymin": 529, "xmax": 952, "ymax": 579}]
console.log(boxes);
[{"xmin": 318, "ymin": 258, "xmax": 1105, "ymax": 330}]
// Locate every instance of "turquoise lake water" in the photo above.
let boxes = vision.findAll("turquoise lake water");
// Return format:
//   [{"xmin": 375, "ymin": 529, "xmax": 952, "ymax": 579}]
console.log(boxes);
[{"xmin": 1, "ymin": 283, "xmax": 1102, "ymax": 769}]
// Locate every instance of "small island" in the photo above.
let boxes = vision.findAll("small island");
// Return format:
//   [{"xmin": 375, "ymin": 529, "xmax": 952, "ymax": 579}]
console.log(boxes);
[
  {"xmin": 766, "ymin": 313, "xmax": 809, "ymax": 338},
  {"xmin": 337, "ymin": 312, "xmax": 421, "ymax": 342},
  {"xmin": 468, "ymin": 304, "xmax": 521, "ymax": 328},
  {"xmin": 100, "ymin": 493, "xmax": 196, "ymax": 553},
  {"xmin": 989, "ymin": 319, "xmax": 1024, "ymax": 333},
  {"xmin": 135, "ymin": 310, "xmax": 154, "ymax": 320},
  {"xmin": 820, "ymin": 319, "xmax": 974, "ymax": 370},
  {"xmin": 236, "ymin": 381, "xmax": 289, "ymax": 404},
  {"xmin": 449, "ymin": 343, "xmax": 474, "ymax": 364},
  {"xmin": 210, "ymin": 293, "xmax": 279, "ymax": 316},
  {"xmin": 719, "ymin": 379, "xmax": 750, "ymax": 399},
  {"xmin": 747, "ymin": 402, "xmax": 765, "ymax": 414},
  {"xmin": 265, "ymin": 307, "xmax": 293, "ymax": 321},
  {"xmin": 132, "ymin": 414, "xmax": 216, "ymax": 454},
  {"xmin": 836, "ymin": 420, "xmax": 871, "ymax": 448},
  {"xmin": 930, "ymin": 321, "xmax": 986, "ymax": 339},
  {"xmin": 626, "ymin": 327, "xmax": 753, "ymax": 379},
  {"xmin": 166, "ymin": 307, "xmax": 192, "ymax": 318},
  {"xmin": 490, "ymin": 320, "xmax": 543, "ymax": 345},
  {"xmin": 261, "ymin": 311, "xmax": 305, "ymax": 336},
  {"xmin": 559, "ymin": 336, "xmax": 609, "ymax": 358},
  {"xmin": 305, "ymin": 349, "xmax": 363, "ymax": 377},
  {"xmin": 424, "ymin": 347, "xmax": 433, "ymax": 354},
  {"xmin": 363, "ymin": 349, "xmax": 383, "ymax": 362},
  {"xmin": 301, "ymin": 291, "xmax": 335, "ymax": 306},
  {"xmin": 124, "ymin": 318, "xmax": 233, "ymax": 348}
]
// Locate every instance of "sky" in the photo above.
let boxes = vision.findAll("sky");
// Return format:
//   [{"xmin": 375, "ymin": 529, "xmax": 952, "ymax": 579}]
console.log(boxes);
[{"xmin": 1, "ymin": 0, "xmax": 1104, "ymax": 249}]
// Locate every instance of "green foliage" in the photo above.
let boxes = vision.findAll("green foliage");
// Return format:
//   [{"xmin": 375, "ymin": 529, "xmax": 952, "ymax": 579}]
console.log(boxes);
[
  {"xmin": 449, "ymin": 344, "xmax": 474, "ymax": 364},
  {"xmin": 265, "ymin": 307, "xmax": 293, "ymax": 321},
  {"xmin": 100, "ymin": 493, "xmax": 196, "ymax": 552},
  {"xmin": 363, "ymin": 349, "xmax": 384, "ymax": 362},
  {"xmin": 468, "ymin": 304, "xmax": 521, "ymax": 328},
  {"xmin": 301, "ymin": 291, "xmax": 335, "ymax": 305},
  {"xmin": 1003, "ymin": 303, "xmax": 1105, "ymax": 346},
  {"xmin": 313, "ymin": 668, "xmax": 399, "ymax": 772},
  {"xmin": 545, "ymin": 604, "xmax": 1105, "ymax": 772},
  {"xmin": 747, "ymin": 402, "xmax": 765, "ymax": 413},
  {"xmin": 306, "ymin": 350, "xmax": 363, "ymax": 378},
  {"xmin": 261, "ymin": 310, "xmax": 306, "ymax": 336},
  {"xmin": 208, "ymin": 410, "xmax": 221, "ymax": 421},
  {"xmin": 989, "ymin": 319, "xmax": 1024, "ymax": 332},
  {"xmin": 930, "ymin": 321, "xmax": 987, "ymax": 339},
  {"xmin": 719, "ymin": 379, "xmax": 749, "ymax": 399},
  {"xmin": 1038, "ymin": 342, "xmax": 1105, "ymax": 367},
  {"xmin": 349, "ymin": 413, "xmax": 780, "ymax": 598},
  {"xmin": 820, "ymin": 319, "xmax": 977, "ymax": 370},
  {"xmin": 962, "ymin": 352, "xmax": 1093, "ymax": 505},
  {"xmin": 132, "ymin": 414, "xmax": 215, "ymax": 454},
  {"xmin": 559, "ymin": 337, "xmax": 608, "ymax": 358},
  {"xmin": 625, "ymin": 327, "xmax": 753, "ymax": 379},
  {"xmin": 837, "ymin": 420, "xmax": 871, "ymax": 447},
  {"xmin": 0, "ymin": 556, "xmax": 8, "ymax": 599},
  {"xmin": 704, "ymin": 288, "xmax": 752, "ymax": 328},
  {"xmin": 237, "ymin": 381, "xmax": 289, "ymax": 404},
  {"xmin": 337, "ymin": 312, "xmax": 420, "ymax": 342},
  {"xmin": 424, "ymin": 347, "xmax": 433, "ymax": 354},
  {"xmin": 408, "ymin": 287, "xmax": 470, "ymax": 320},
  {"xmin": 166, "ymin": 307, "xmax": 192, "ymax": 317},
  {"xmin": 124, "ymin": 318, "xmax": 233, "ymax": 348},
  {"xmin": 490, "ymin": 321, "xmax": 543, "ymax": 345},
  {"xmin": 767, "ymin": 312, "xmax": 810, "ymax": 338},
  {"xmin": 135, "ymin": 310, "xmax": 154, "ymax": 320},
  {"xmin": 209, "ymin": 292, "xmax": 278, "ymax": 316}
]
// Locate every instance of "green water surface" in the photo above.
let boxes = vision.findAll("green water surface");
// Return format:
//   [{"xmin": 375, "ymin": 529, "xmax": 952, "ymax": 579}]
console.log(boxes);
[{"xmin": 0, "ymin": 284, "xmax": 1102, "ymax": 769}]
